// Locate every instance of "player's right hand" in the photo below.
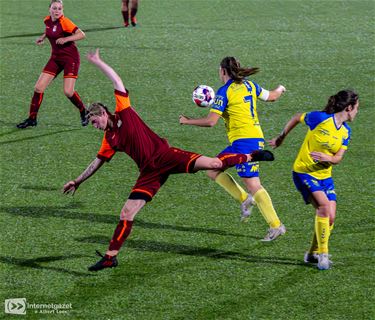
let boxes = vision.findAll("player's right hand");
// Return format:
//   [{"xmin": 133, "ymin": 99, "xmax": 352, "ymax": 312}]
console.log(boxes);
[
  {"xmin": 63, "ymin": 180, "xmax": 78, "ymax": 195},
  {"xmin": 179, "ymin": 114, "xmax": 190, "ymax": 125},
  {"xmin": 268, "ymin": 136, "xmax": 283, "ymax": 148},
  {"xmin": 36, "ymin": 37, "xmax": 45, "ymax": 45}
]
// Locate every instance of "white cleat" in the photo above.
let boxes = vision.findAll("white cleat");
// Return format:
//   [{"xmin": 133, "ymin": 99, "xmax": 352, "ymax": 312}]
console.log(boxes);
[
  {"xmin": 240, "ymin": 194, "xmax": 256, "ymax": 223},
  {"xmin": 261, "ymin": 224, "xmax": 286, "ymax": 241},
  {"xmin": 317, "ymin": 253, "xmax": 332, "ymax": 270}
]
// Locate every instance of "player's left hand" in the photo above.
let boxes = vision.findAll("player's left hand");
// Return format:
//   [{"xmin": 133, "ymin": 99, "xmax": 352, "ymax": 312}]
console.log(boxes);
[
  {"xmin": 56, "ymin": 37, "xmax": 67, "ymax": 45},
  {"xmin": 310, "ymin": 151, "xmax": 331, "ymax": 162}
]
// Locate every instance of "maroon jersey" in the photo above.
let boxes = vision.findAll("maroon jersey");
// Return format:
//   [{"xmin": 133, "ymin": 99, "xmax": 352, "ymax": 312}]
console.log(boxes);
[
  {"xmin": 97, "ymin": 90, "xmax": 170, "ymax": 169},
  {"xmin": 44, "ymin": 15, "xmax": 79, "ymax": 59}
]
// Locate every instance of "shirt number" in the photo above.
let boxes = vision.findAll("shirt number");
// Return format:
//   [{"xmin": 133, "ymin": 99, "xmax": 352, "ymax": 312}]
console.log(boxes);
[
  {"xmin": 243, "ymin": 81, "xmax": 255, "ymax": 119},
  {"xmin": 244, "ymin": 95, "xmax": 255, "ymax": 118}
]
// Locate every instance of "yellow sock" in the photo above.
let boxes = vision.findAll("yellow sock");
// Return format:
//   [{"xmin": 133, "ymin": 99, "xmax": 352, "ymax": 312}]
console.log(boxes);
[
  {"xmin": 253, "ymin": 188, "xmax": 281, "ymax": 228},
  {"xmin": 215, "ymin": 172, "xmax": 248, "ymax": 203},
  {"xmin": 315, "ymin": 216, "xmax": 330, "ymax": 254},
  {"xmin": 310, "ymin": 222, "xmax": 333, "ymax": 253}
]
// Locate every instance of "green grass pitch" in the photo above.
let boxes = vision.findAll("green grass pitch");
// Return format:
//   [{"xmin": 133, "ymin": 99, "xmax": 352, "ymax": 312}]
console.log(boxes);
[{"xmin": 1, "ymin": 0, "xmax": 374, "ymax": 319}]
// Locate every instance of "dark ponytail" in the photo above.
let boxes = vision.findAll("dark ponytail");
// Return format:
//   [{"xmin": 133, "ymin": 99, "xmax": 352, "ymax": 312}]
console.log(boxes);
[
  {"xmin": 323, "ymin": 90, "xmax": 358, "ymax": 114},
  {"xmin": 220, "ymin": 57, "xmax": 259, "ymax": 84}
]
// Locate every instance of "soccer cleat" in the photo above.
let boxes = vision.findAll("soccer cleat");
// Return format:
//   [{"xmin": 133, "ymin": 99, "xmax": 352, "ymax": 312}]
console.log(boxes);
[
  {"xmin": 305, "ymin": 252, "xmax": 332, "ymax": 266},
  {"xmin": 80, "ymin": 109, "xmax": 89, "ymax": 126},
  {"xmin": 240, "ymin": 194, "xmax": 256, "ymax": 223},
  {"xmin": 261, "ymin": 224, "xmax": 286, "ymax": 241},
  {"xmin": 16, "ymin": 118, "xmax": 37, "ymax": 129},
  {"xmin": 88, "ymin": 250, "xmax": 118, "ymax": 272},
  {"xmin": 317, "ymin": 253, "xmax": 331, "ymax": 270},
  {"xmin": 131, "ymin": 17, "xmax": 137, "ymax": 27},
  {"xmin": 124, "ymin": 22, "xmax": 129, "ymax": 28},
  {"xmin": 250, "ymin": 150, "xmax": 274, "ymax": 162},
  {"xmin": 304, "ymin": 252, "xmax": 319, "ymax": 264}
]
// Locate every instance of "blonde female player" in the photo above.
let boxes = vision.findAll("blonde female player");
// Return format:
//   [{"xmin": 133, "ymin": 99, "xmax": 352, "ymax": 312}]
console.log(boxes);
[
  {"xmin": 16, "ymin": 0, "xmax": 87, "ymax": 128},
  {"xmin": 269, "ymin": 89, "xmax": 359, "ymax": 270}
]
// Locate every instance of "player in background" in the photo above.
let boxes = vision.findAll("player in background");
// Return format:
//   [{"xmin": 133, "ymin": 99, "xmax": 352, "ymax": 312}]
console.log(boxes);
[
  {"xmin": 63, "ymin": 49, "xmax": 274, "ymax": 271},
  {"xmin": 17, "ymin": 0, "xmax": 87, "ymax": 129},
  {"xmin": 269, "ymin": 90, "xmax": 359, "ymax": 270},
  {"xmin": 121, "ymin": 0, "xmax": 138, "ymax": 27},
  {"xmin": 180, "ymin": 57, "xmax": 286, "ymax": 241}
]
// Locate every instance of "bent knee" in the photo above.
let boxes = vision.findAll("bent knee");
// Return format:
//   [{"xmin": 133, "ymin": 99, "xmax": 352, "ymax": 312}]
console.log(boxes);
[
  {"xmin": 120, "ymin": 200, "xmax": 145, "ymax": 220},
  {"xmin": 211, "ymin": 159, "xmax": 223, "ymax": 169},
  {"xmin": 317, "ymin": 203, "xmax": 332, "ymax": 217},
  {"xmin": 64, "ymin": 89, "xmax": 74, "ymax": 98},
  {"xmin": 34, "ymin": 84, "xmax": 45, "ymax": 93},
  {"xmin": 120, "ymin": 208, "xmax": 137, "ymax": 221}
]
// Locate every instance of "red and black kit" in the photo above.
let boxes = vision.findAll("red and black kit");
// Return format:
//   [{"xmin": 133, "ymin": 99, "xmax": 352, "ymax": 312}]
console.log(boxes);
[
  {"xmin": 43, "ymin": 15, "xmax": 80, "ymax": 78},
  {"xmin": 97, "ymin": 90, "xmax": 202, "ymax": 202}
]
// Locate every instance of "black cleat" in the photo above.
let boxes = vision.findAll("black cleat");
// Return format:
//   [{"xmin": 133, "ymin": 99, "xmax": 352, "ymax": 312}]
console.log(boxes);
[
  {"xmin": 88, "ymin": 250, "xmax": 118, "ymax": 272},
  {"xmin": 80, "ymin": 109, "xmax": 89, "ymax": 126},
  {"xmin": 16, "ymin": 118, "xmax": 37, "ymax": 129},
  {"xmin": 250, "ymin": 150, "xmax": 275, "ymax": 162}
]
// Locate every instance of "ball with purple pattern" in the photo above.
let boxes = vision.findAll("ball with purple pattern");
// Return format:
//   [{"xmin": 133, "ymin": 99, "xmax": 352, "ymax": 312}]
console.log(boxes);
[{"xmin": 192, "ymin": 85, "xmax": 215, "ymax": 108}]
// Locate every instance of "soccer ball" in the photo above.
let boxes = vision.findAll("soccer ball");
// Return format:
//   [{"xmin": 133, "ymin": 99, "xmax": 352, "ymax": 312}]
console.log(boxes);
[{"xmin": 192, "ymin": 85, "xmax": 215, "ymax": 108}]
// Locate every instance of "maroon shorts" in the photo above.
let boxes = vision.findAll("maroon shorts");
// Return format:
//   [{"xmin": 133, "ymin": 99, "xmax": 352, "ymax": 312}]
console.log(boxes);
[
  {"xmin": 42, "ymin": 56, "xmax": 80, "ymax": 79},
  {"xmin": 129, "ymin": 147, "xmax": 202, "ymax": 202}
]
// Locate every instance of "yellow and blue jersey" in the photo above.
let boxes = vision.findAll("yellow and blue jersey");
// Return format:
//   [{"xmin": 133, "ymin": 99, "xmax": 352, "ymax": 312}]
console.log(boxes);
[
  {"xmin": 210, "ymin": 79, "xmax": 268, "ymax": 144},
  {"xmin": 293, "ymin": 111, "xmax": 351, "ymax": 179}
]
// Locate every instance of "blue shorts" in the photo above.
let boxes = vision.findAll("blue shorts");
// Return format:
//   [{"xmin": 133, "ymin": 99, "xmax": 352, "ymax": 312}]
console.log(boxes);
[
  {"xmin": 292, "ymin": 171, "xmax": 336, "ymax": 204},
  {"xmin": 218, "ymin": 138, "xmax": 264, "ymax": 178}
]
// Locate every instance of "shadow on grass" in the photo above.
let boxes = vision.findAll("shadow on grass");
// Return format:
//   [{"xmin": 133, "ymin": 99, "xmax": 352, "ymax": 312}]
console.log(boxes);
[
  {"xmin": 0, "ymin": 26, "xmax": 124, "ymax": 39},
  {"xmin": 135, "ymin": 219, "xmax": 250, "ymax": 238},
  {"xmin": 1, "ymin": 204, "xmax": 249, "ymax": 238},
  {"xmin": 77, "ymin": 236, "xmax": 307, "ymax": 267},
  {"xmin": 0, "ymin": 128, "xmax": 82, "ymax": 145},
  {"xmin": 20, "ymin": 185, "xmax": 60, "ymax": 191},
  {"xmin": 0, "ymin": 128, "xmax": 19, "ymax": 138},
  {"xmin": 0, "ymin": 255, "xmax": 95, "ymax": 277}
]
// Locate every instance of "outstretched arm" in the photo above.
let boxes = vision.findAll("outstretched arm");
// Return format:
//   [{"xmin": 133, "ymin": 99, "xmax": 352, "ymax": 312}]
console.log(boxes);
[
  {"xmin": 86, "ymin": 48, "xmax": 126, "ymax": 92},
  {"xmin": 179, "ymin": 112, "xmax": 221, "ymax": 127},
  {"xmin": 266, "ymin": 85, "xmax": 286, "ymax": 102},
  {"xmin": 63, "ymin": 157, "xmax": 105, "ymax": 195},
  {"xmin": 268, "ymin": 113, "xmax": 302, "ymax": 148}
]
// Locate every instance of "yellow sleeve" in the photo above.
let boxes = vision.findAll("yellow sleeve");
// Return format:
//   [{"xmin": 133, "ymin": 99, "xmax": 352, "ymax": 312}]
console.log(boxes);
[{"xmin": 210, "ymin": 109, "xmax": 222, "ymax": 116}]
